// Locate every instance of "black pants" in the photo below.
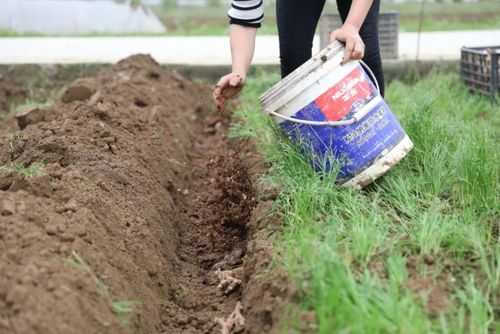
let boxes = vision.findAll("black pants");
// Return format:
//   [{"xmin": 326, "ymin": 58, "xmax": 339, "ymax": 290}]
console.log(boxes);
[{"xmin": 276, "ymin": 0, "xmax": 384, "ymax": 96}]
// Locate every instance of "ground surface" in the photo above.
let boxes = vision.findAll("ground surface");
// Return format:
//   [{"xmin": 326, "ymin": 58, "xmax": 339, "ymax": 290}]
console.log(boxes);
[
  {"xmin": 1, "ymin": 53, "xmax": 498, "ymax": 334},
  {"xmin": 0, "ymin": 55, "xmax": 289, "ymax": 334}
]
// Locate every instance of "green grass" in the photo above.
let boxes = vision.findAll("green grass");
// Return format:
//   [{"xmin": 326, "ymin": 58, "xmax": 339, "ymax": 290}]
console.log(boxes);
[
  {"xmin": 150, "ymin": 1, "xmax": 500, "ymax": 35},
  {"xmin": 0, "ymin": 29, "xmax": 26, "ymax": 37},
  {"xmin": 0, "ymin": 162, "xmax": 44, "ymax": 178},
  {"xmin": 66, "ymin": 251, "xmax": 141, "ymax": 326},
  {"xmin": 66, "ymin": 251, "xmax": 111, "ymax": 296},
  {"xmin": 112, "ymin": 300, "xmax": 142, "ymax": 325},
  {"xmin": 382, "ymin": 0, "xmax": 500, "ymax": 31},
  {"xmin": 231, "ymin": 70, "xmax": 500, "ymax": 333}
]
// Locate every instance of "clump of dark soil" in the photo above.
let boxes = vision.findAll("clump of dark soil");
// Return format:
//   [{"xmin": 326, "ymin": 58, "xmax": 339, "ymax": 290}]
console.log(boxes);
[
  {"xmin": 0, "ymin": 55, "xmax": 289, "ymax": 334},
  {"xmin": 0, "ymin": 64, "xmax": 106, "ymax": 106}
]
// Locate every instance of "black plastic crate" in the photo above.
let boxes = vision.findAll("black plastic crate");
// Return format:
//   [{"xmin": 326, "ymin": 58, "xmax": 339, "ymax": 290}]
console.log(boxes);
[
  {"xmin": 319, "ymin": 12, "xmax": 399, "ymax": 60},
  {"xmin": 460, "ymin": 46, "xmax": 500, "ymax": 99}
]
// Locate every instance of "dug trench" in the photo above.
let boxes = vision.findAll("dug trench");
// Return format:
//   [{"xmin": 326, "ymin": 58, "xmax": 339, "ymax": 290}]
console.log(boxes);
[{"xmin": 0, "ymin": 55, "xmax": 289, "ymax": 334}]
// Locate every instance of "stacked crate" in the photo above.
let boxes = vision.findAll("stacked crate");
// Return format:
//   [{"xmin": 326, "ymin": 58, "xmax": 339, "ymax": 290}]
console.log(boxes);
[
  {"xmin": 319, "ymin": 12, "xmax": 399, "ymax": 60},
  {"xmin": 460, "ymin": 46, "xmax": 500, "ymax": 99}
]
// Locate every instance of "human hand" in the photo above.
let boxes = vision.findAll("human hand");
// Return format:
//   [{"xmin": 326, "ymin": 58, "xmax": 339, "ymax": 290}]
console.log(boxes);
[
  {"xmin": 212, "ymin": 72, "xmax": 245, "ymax": 112},
  {"xmin": 330, "ymin": 23, "xmax": 365, "ymax": 64}
]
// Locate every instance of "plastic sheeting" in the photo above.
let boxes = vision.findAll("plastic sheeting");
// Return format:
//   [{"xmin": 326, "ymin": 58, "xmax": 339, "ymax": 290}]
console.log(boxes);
[{"xmin": 0, "ymin": 0, "xmax": 166, "ymax": 35}]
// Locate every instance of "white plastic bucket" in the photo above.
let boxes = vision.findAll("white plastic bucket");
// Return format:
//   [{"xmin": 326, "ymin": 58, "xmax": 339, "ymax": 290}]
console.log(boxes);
[{"xmin": 259, "ymin": 41, "xmax": 413, "ymax": 189}]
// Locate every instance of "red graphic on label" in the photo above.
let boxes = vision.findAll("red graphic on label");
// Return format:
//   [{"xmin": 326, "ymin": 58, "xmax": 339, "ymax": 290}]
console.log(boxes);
[{"xmin": 315, "ymin": 67, "xmax": 376, "ymax": 121}]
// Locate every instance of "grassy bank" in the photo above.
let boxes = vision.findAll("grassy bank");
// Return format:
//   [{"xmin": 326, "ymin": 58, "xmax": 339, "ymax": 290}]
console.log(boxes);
[
  {"xmin": 382, "ymin": 0, "xmax": 500, "ymax": 32},
  {"xmin": 151, "ymin": 1, "xmax": 500, "ymax": 35},
  {"xmin": 231, "ymin": 71, "xmax": 499, "ymax": 333}
]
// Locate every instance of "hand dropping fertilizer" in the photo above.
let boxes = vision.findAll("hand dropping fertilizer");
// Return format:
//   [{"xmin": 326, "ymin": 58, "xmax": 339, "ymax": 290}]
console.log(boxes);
[{"xmin": 260, "ymin": 41, "xmax": 413, "ymax": 188}]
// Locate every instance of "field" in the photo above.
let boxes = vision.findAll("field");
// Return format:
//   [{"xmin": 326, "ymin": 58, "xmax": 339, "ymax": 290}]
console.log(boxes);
[
  {"xmin": 0, "ymin": 57, "xmax": 499, "ymax": 334},
  {"xmin": 1, "ymin": 1, "xmax": 499, "ymax": 37},
  {"xmin": 232, "ymin": 70, "xmax": 500, "ymax": 333},
  {"xmin": 151, "ymin": 1, "xmax": 500, "ymax": 35}
]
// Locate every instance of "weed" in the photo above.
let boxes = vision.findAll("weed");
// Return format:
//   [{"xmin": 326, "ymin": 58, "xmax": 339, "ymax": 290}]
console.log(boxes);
[
  {"xmin": 66, "ymin": 251, "xmax": 140, "ymax": 326},
  {"xmin": 112, "ymin": 300, "xmax": 142, "ymax": 325},
  {"xmin": 66, "ymin": 251, "xmax": 110, "ymax": 296},
  {"xmin": 456, "ymin": 279, "xmax": 493, "ymax": 334},
  {"xmin": 7, "ymin": 132, "xmax": 25, "ymax": 160},
  {"xmin": 0, "ymin": 162, "xmax": 44, "ymax": 178},
  {"xmin": 66, "ymin": 251, "xmax": 90, "ymax": 271}
]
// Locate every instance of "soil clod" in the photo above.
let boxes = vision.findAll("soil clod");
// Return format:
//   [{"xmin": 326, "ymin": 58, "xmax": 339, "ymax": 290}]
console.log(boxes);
[
  {"xmin": 216, "ymin": 268, "xmax": 243, "ymax": 295},
  {"xmin": 61, "ymin": 79, "xmax": 96, "ymax": 103},
  {"xmin": 215, "ymin": 301, "xmax": 245, "ymax": 334}
]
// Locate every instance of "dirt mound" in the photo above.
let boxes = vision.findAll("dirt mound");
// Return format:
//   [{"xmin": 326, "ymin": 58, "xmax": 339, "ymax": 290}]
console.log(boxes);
[{"xmin": 0, "ymin": 55, "xmax": 287, "ymax": 334}]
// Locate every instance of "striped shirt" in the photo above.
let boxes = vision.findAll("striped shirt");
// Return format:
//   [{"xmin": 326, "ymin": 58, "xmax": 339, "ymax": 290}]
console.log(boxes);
[{"xmin": 228, "ymin": 0, "xmax": 264, "ymax": 28}]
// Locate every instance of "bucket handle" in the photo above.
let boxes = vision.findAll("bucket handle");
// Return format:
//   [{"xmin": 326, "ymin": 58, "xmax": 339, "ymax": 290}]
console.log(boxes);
[{"xmin": 265, "ymin": 60, "xmax": 380, "ymax": 127}]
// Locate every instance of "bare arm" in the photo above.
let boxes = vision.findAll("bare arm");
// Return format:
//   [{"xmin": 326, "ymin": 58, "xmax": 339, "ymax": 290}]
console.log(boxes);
[
  {"xmin": 230, "ymin": 24, "xmax": 257, "ymax": 77},
  {"xmin": 213, "ymin": 25, "xmax": 256, "ymax": 111},
  {"xmin": 213, "ymin": 0, "xmax": 263, "ymax": 111},
  {"xmin": 345, "ymin": 0, "xmax": 373, "ymax": 30}
]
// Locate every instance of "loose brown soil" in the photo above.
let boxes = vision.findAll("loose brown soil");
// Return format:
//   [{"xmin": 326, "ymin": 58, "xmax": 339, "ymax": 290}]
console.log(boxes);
[
  {"xmin": 0, "ymin": 55, "xmax": 288, "ymax": 334},
  {"xmin": 405, "ymin": 255, "xmax": 452, "ymax": 316},
  {"xmin": 0, "ymin": 64, "xmax": 106, "ymax": 106}
]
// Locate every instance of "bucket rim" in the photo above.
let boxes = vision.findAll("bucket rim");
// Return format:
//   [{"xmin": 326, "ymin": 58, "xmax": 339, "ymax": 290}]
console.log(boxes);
[{"xmin": 259, "ymin": 41, "xmax": 345, "ymax": 113}]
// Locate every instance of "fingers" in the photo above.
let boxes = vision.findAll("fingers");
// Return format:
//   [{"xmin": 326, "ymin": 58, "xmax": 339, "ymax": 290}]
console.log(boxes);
[
  {"xmin": 341, "ymin": 38, "xmax": 365, "ymax": 64},
  {"xmin": 216, "ymin": 74, "xmax": 230, "ymax": 90},
  {"xmin": 212, "ymin": 73, "xmax": 245, "ymax": 112},
  {"xmin": 343, "ymin": 38, "xmax": 355, "ymax": 64},
  {"xmin": 213, "ymin": 78, "xmax": 228, "ymax": 112},
  {"xmin": 222, "ymin": 85, "xmax": 242, "ymax": 99},
  {"xmin": 212, "ymin": 84, "xmax": 222, "ymax": 100},
  {"xmin": 229, "ymin": 74, "xmax": 242, "ymax": 87},
  {"xmin": 213, "ymin": 86, "xmax": 226, "ymax": 112},
  {"xmin": 352, "ymin": 39, "xmax": 365, "ymax": 60},
  {"xmin": 331, "ymin": 24, "xmax": 365, "ymax": 64},
  {"xmin": 212, "ymin": 86, "xmax": 220, "ymax": 104},
  {"xmin": 224, "ymin": 73, "xmax": 245, "ymax": 98}
]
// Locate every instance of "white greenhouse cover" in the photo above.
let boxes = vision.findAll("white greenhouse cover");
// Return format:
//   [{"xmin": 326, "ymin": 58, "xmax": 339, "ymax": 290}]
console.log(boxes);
[{"xmin": 0, "ymin": 0, "xmax": 166, "ymax": 34}]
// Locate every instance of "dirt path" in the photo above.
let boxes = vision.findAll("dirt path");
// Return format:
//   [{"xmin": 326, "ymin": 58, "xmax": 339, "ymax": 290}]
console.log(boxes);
[{"xmin": 0, "ymin": 55, "xmax": 287, "ymax": 334}]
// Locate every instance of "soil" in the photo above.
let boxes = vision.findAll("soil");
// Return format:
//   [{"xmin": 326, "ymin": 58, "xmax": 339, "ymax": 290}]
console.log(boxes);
[
  {"xmin": 0, "ymin": 55, "xmax": 289, "ymax": 334},
  {"xmin": 405, "ymin": 256, "xmax": 451, "ymax": 316},
  {"xmin": 0, "ymin": 76, "xmax": 26, "ymax": 115},
  {"xmin": 0, "ymin": 64, "xmax": 106, "ymax": 106}
]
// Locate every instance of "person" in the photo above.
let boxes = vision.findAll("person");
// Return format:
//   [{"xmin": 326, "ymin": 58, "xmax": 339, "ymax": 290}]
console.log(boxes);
[{"xmin": 213, "ymin": 0, "xmax": 384, "ymax": 112}]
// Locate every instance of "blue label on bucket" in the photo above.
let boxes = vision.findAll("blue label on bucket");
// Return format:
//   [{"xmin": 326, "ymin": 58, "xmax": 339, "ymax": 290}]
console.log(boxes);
[{"xmin": 280, "ymin": 99, "xmax": 406, "ymax": 182}]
